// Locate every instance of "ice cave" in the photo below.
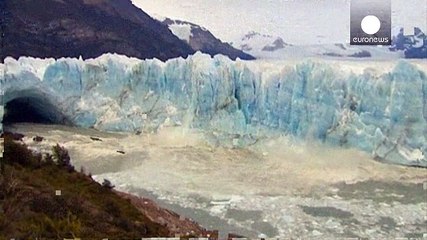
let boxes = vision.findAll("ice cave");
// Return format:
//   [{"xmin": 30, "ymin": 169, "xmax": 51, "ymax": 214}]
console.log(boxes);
[{"xmin": 2, "ymin": 91, "xmax": 70, "ymax": 125}]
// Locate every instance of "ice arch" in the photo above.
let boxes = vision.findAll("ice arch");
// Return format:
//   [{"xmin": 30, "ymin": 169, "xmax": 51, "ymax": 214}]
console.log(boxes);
[{"xmin": 2, "ymin": 90, "xmax": 71, "ymax": 125}]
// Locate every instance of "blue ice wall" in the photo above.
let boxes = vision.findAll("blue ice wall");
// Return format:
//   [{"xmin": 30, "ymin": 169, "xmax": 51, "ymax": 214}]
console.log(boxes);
[{"xmin": 1, "ymin": 53, "xmax": 426, "ymax": 166}]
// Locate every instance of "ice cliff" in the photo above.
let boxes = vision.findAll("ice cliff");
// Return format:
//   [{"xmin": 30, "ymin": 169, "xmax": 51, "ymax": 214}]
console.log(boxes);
[{"xmin": 1, "ymin": 53, "xmax": 426, "ymax": 167}]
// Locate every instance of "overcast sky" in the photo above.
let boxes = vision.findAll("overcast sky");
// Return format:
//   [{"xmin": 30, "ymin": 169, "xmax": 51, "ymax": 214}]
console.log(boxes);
[{"xmin": 132, "ymin": 0, "xmax": 426, "ymax": 45}]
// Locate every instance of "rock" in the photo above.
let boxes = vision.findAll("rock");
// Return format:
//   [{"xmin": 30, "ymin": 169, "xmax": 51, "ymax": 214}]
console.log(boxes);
[
  {"xmin": 228, "ymin": 233, "xmax": 247, "ymax": 239},
  {"xmin": 1, "ymin": 132, "xmax": 25, "ymax": 141},
  {"xmin": 117, "ymin": 150, "xmax": 126, "ymax": 154},
  {"xmin": 33, "ymin": 136, "xmax": 44, "ymax": 142},
  {"xmin": 90, "ymin": 137, "xmax": 102, "ymax": 142},
  {"xmin": 349, "ymin": 50, "xmax": 372, "ymax": 58}
]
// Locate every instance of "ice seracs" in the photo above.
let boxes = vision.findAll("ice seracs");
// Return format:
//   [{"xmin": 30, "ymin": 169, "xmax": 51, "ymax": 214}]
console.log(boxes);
[{"xmin": 1, "ymin": 53, "xmax": 426, "ymax": 167}]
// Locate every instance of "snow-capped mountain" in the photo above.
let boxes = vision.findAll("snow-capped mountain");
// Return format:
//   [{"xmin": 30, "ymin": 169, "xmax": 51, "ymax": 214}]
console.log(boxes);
[
  {"xmin": 229, "ymin": 26, "xmax": 425, "ymax": 60},
  {"xmin": 233, "ymin": 31, "xmax": 402, "ymax": 60},
  {"xmin": 162, "ymin": 18, "xmax": 255, "ymax": 60},
  {"xmin": 131, "ymin": 0, "xmax": 350, "ymax": 45},
  {"xmin": 132, "ymin": 0, "xmax": 425, "ymax": 46},
  {"xmin": 2, "ymin": 54, "xmax": 426, "ymax": 167},
  {"xmin": 390, "ymin": 27, "xmax": 427, "ymax": 59},
  {"xmin": 231, "ymin": 31, "xmax": 290, "ymax": 56},
  {"xmin": 131, "ymin": 0, "xmax": 425, "ymax": 60}
]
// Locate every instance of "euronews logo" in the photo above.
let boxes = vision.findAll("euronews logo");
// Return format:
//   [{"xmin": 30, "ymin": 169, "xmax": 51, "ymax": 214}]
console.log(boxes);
[{"xmin": 350, "ymin": 0, "xmax": 391, "ymax": 45}]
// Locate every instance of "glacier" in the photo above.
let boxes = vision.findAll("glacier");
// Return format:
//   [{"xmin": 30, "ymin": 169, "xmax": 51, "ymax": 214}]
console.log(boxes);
[{"xmin": 1, "ymin": 53, "xmax": 426, "ymax": 167}]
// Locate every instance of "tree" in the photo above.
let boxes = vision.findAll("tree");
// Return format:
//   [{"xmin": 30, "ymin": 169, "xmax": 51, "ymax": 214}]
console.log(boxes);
[{"xmin": 52, "ymin": 144, "xmax": 73, "ymax": 171}]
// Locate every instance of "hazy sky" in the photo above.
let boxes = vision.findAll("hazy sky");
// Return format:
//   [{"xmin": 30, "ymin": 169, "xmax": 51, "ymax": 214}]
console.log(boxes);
[{"xmin": 132, "ymin": 0, "xmax": 426, "ymax": 45}]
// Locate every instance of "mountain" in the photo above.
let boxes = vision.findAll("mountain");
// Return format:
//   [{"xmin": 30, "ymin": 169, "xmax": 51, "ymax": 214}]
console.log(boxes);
[
  {"xmin": 233, "ymin": 31, "xmax": 404, "ymax": 60},
  {"xmin": 390, "ymin": 27, "xmax": 427, "ymax": 59},
  {"xmin": 0, "ymin": 0, "xmax": 195, "ymax": 62},
  {"xmin": 232, "ymin": 31, "xmax": 290, "ymax": 57},
  {"xmin": 234, "ymin": 27, "xmax": 426, "ymax": 60},
  {"xmin": 162, "ymin": 18, "xmax": 255, "ymax": 60},
  {"xmin": 131, "ymin": 0, "xmax": 353, "ymax": 45}
]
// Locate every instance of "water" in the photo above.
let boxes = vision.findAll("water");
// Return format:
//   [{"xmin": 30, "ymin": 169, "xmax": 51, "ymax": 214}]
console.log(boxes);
[{"xmin": 6, "ymin": 123, "xmax": 427, "ymax": 238}]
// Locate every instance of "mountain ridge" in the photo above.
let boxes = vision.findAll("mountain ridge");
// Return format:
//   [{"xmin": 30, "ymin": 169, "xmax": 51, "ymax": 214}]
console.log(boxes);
[
  {"xmin": 0, "ymin": 0, "xmax": 195, "ymax": 62},
  {"xmin": 163, "ymin": 18, "xmax": 255, "ymax": 60}
]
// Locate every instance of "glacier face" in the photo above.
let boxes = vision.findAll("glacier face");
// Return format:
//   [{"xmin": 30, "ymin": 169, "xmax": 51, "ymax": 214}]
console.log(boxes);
[{"xmin": 1, "ymin": 53, "xmax": 426, "ymax": 167}]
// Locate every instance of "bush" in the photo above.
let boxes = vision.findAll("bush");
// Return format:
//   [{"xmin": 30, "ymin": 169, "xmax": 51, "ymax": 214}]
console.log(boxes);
[
  {"xmin": 30, "ymin": 196, "xmax": 68, "ymax": 218},
  {"xmin": 52, "ymin": 144, "xmax": 73, "ymax": 171},
  {"xmin": 38, "ymin": 212, "xmax": 82, "ymax": 238},
  {"xmin": 0, "ymin": 170, "xmax": 19, "ymax": 198},
  {"xmin": 44, "ymin": 153, "xmax": 54, "ymax": 166},
  {"xmin": 104, "ymin": 200, "xmax": 121, "ymax": 217},
  {"xmin": 3, "ymin": 136, "xmax": 42, "ymax": 168}
]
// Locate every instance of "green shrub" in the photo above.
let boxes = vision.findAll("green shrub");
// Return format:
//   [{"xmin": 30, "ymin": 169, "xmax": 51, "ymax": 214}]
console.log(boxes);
[
  {"xmin": 3, "ymin": 136, "xmax": 41, "ymax": 168},
  {"xmin": 52, "ymin": 144, "xmax": 74, "ymax": 171},
  {"xmin": 104, "ymin": 200, "xmax": 121, "ymax": 217},
  {"xmin": 34, "ymin": 212, "xmax": 82, "ymax": 239}
]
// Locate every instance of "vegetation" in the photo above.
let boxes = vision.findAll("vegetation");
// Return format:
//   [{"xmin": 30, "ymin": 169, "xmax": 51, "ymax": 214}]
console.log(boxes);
[
  {"xmin": 0, "ymin": 134, "xmax": 170, "ymax": 239},
  {"xmin": 52, "ymin": 144, "xmax": 72, "ymax": 169}
]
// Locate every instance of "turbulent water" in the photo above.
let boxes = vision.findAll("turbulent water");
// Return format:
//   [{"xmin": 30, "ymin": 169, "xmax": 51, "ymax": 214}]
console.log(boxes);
[
  {"xmin": 7, "ymin": 123, "xmax": 427, "ymax": 239},
  {"xmin": 1, "ymin": 53, "xmax": 426, "ymax": 166}
]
